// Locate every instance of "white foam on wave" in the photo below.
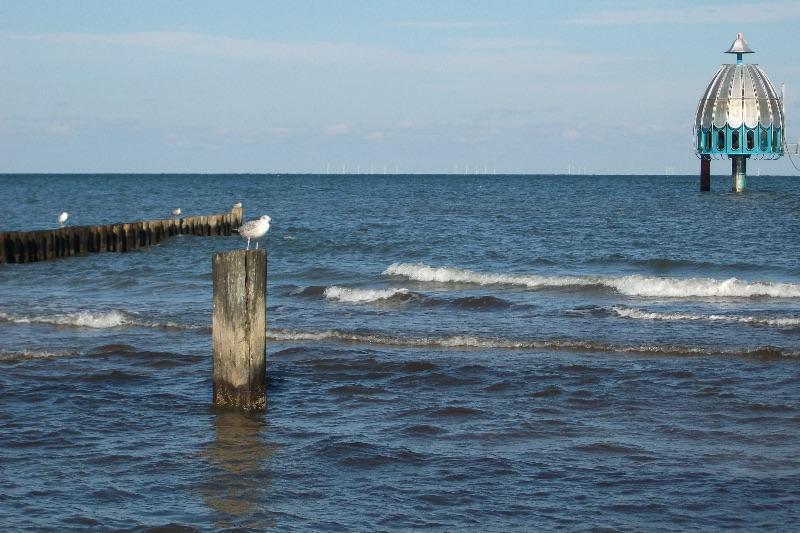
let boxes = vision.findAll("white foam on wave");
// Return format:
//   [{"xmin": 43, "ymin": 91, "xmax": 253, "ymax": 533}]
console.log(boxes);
[
  {"xmin": 612, "ymin": 307, "xmax": 800, "ymax": 328},
  {"xmin": 384, "ymin": 263, "xmax": 800, "ymax": 299},
  {"xmin": 383, "ymin": 263, "xmax": 590, "ymax": 289},
  {"xmin": 267, "ymin": 327, "xmax": 527, "ymax": 348},
  {"xmin": 0, "ymin": 310, "xmax": 204, "ymax": 331},
  {"xmin": 0, "ymin": 349, "xmax": 78, "ymax": 362},
  {"xmin": 323, "ymin": 286, "xmax": 410, "ymax": 303},
  {"xmin": 607, "ymin": 275, "xmax": 800, "ymax": 298},
  {"xmin": 0, "ymin": 310, "xmax": 130, "ymax": 328},
  {"xmin": 265, "ymin": 327, "xmax": 797, "ymax": 358}
]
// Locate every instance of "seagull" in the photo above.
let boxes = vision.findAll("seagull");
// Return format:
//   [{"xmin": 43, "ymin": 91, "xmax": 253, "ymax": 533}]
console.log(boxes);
[
  {"xmin": 237, "ymin": 215, "xmax": 271, "ymax": 249},
  {"xmin": 172, "ymin": 207, "xmax": 181, "ymax": 219},
  {"xmin": 232, "ymin": 202, "xmax": 242, "ymax": 209},
  {"xmin": 57, "ymin": 212, "xmax": 69, "ymax": 227}
]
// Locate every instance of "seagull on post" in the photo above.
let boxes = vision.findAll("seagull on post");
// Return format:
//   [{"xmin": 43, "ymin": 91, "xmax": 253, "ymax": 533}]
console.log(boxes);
[
  {"xmin": 237, "ymin": 215, "xmax": 271, "ymax": 250},
  {"xmin": 57, "ymin": 212, "xmax": 69, "ymax": 227}
]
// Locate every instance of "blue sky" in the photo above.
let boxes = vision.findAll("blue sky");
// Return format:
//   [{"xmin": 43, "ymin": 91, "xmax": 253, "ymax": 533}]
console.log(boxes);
[{"xmin": 1, "ymin": 0, "xmax": 799, "ymax": 174}]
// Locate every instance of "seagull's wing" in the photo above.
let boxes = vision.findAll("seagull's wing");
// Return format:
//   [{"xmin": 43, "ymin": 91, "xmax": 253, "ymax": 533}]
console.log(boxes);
[{"xmin": 238, "ymin": 220, "xmax": 259, "ymax": 236}]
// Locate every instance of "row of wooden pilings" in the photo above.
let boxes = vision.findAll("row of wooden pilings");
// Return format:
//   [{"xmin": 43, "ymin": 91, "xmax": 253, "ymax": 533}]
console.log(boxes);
[
  {"xmin": 0, "ymin": 206, "xmax": 243, "ymax": 264},
  {"xmin": 0, "ymin": 205, "xmax": 266, "ymax": 411}
]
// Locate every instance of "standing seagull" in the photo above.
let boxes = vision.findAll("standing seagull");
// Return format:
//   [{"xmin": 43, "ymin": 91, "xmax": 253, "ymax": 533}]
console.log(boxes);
[
  {"xmin": 57, "ymin": 212, "xmax": 69, "ymax": 227},
  {"xmin": 172, "ymin": 207, "xmax": 181, "ymax": 219},
  {"xmin": 232, "ymin": 202, "xmax": 242, "ymax": 209},
  {"xmin": 237, "ymin": 215, "xmax": 271, "ymax": 250}
]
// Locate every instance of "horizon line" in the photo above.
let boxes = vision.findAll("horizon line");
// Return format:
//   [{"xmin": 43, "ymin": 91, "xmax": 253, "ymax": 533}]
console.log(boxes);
[{"xmin": 0, "ymin": 172, "xmax": 797, "ymax": 177}]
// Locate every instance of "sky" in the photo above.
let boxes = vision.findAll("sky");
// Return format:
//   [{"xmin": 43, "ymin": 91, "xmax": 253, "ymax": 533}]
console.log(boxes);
[{"xmin": 1, "ymin": 0, "xmax": 799, "ymax": 175}]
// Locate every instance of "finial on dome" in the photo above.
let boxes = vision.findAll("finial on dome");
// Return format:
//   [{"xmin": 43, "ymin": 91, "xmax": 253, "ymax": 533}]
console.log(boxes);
[
  {"xmin": 726, "ymin": 32, "xmax": 754, "ymax": 64},
  {"xmin": 725, "ymin": 32, "xmax": 754, "ymax": 54}
]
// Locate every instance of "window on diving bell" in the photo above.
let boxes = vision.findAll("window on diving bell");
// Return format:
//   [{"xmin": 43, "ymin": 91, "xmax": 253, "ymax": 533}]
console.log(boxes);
[
  {"xmin": 705, "ymin": 130, "xmax": 712, "ymax": 151},
  {"xmin": 773, "ymin": 130, "xmax": 779, "ymax": 151},
  {"xmin": 760, "ymin": 130, "xmax": 769, "ymax": 151},
  {"xmin": 732, "ymin": 130, "xmax": 740, "ymax": 150},
  {"xmin": 717, "ymin": 130, "xmax": 725, "ymax": 150},
  {"xmin": 746, "ymin": 130, "xmax": 754, "ymax": 151}
]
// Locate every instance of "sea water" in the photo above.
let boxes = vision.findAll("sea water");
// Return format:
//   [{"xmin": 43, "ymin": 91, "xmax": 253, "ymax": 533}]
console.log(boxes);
[{"xmin": 1, "ymin": 174, "xmax": 799, "ymax": 530}]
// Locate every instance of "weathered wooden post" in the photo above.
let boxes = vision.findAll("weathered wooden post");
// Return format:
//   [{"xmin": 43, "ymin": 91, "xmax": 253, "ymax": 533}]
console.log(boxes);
[{"xmin": 212, "ymin": 249, "xmax": 267, "ymax": 411}]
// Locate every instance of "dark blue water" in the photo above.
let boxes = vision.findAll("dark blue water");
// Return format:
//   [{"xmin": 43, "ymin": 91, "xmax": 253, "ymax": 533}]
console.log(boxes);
[{"xmin": 1, "ymin": 174, "xmax": 799, "ymax": 530}]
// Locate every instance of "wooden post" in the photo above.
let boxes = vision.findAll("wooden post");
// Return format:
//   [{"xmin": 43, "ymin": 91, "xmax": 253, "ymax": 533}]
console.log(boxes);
[
  {"xmin": 96, "ymin": 227, "xmax": 105, "ymax": 252},
  {"xmin": 232, "ymin": 205, "xmax": 243, "ymax": 228},
  {"xmin": 78, "ymin": 228, "xmax": 88, "ymax": 255},
  {"xmin": 212, "ymin": 249, "xmax": 267, "ymax": 411}
]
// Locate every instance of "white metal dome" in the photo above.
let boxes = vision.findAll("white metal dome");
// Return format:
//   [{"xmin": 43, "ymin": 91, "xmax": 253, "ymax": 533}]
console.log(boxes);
[{"xmin": 695, "ymin": 63, "xmax": 784, "ymax": 131}]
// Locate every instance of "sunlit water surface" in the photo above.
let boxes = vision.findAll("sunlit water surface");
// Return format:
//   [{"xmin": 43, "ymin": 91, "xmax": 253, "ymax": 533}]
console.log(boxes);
[{"xmin": 1, "ymin": 174, "xmax": 799, "ymax": 530}]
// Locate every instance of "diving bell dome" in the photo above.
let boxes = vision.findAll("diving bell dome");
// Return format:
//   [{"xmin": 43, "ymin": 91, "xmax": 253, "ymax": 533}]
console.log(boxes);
[{"xmin": 694, "ymin": 33, "xmax": 784, "ymax": 159}]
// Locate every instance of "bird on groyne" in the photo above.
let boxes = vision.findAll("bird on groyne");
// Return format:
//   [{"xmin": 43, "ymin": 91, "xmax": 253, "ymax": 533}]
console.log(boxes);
[
  {"xmin": 172, "ymin": 208, "xmax": 181, "ymax": 219},
  {"xmin": 237, "ymin": 215, "xmax": 271, "ymax": 249},
  {"xmin": 232, "ymin": 202, "xmax": 242, "ymax": 209},
  {"xmin": 57, "ymin": 212, "xmax": 69, "ymax": 227}
]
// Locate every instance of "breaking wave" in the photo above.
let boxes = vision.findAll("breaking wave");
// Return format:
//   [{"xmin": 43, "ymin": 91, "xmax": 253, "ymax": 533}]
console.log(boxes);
[
  {"xmin": 0, "ymin": 310, "xmax": 205, "ymax": 331},
  {"xmin": 323, "ymin": 286, "xmax": 412, "ymax": 303},
  {"xmin": 607, "ymin": 276, "xmax": 800, "ymax": 298},
  {"xmin": 384, "ymin": 263, "xmax": 800, "ymax": 298},
  {"xmin": 266, "ymin": 327, "xmax": 799, "ymax": 359},
  {"xmin": 384, "ymin": 263, "xmax": 592, "ymax": 289},
  {"xmin": 298, "ymin": 285, "xmax": 513, "ymax": 309},
  {"xmin": 612, "ymin": 307, "xmax": 800, "ymax": 328},
  {"xmin": 0, "ymin": 349, "xmax": 79, "ymax": 362}
]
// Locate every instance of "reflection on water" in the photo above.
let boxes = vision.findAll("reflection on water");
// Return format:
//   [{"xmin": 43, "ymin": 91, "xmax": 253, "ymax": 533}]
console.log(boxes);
[{"xmin": 202, "ymin": 409, "xmax": 277, "ymax": 530}]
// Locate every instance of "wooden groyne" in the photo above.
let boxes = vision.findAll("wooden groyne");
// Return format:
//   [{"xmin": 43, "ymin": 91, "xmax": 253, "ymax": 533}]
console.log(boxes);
[{"xmin": 0, "ymin": 206, "xmax": 242, "ymax": 264}]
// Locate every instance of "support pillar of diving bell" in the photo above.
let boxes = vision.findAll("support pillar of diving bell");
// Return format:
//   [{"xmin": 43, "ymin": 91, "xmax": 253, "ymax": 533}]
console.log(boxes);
[
  {"xmin": 731, "ymin": 155, "xmax": 747, "ymax": 192},
  {"xmin": 700, "ymin": 156, "xmax": 711, "ymax": 191}
]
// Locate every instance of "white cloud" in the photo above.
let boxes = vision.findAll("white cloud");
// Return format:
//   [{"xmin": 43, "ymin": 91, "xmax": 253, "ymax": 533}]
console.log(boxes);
[
  {"xmin": 566, "ymin": 1, "xmax": 800, "ymax": 25},
  {"xmin": 394, "ymin": 21, "xmax": 508, "ymax": 29},
  {"xmin": 325, "ymin": 123, "xmax": 354, "ymax": 136},
  {"xmin": 363, "ymin": 131, "xmax": 386, "ymax": 141},
  {"xmin": 394, "ymin": 120, "xmax": 416, "ymax": 130},
  {"xmin": 447, "ymin": 37, "xmax": 551, "ymax": 51},
  {"xmin": 42, "ymin": 122, "xmax": 78, "ymax": 135},
  {"xmin": 0, "ymin": 31, "xmax": 387, "ymax": 66},
  {"xmin": 0, "ymin": 30, "xmax": 616, "ymax": 76}
]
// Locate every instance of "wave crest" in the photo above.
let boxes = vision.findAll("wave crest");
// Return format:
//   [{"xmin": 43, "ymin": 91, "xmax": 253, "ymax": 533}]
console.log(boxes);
[
  {"xmin": 384, "ymin": 263, "xmax": 800, "ymax": 299},
  {"xmin": 383, "ymin": 263, "xmax": 591, "ymax": 289},
  {"xmin": 323, "ymin": 286, "xmax": 411, "ymax": 303},
  {"xmin": 0, "ymin": 310, "xmax": 204, "ymax": 331},
  {"xmin": 0, "ymin": 349, "xmax": 78, "ymax": 362},
  {"xmin": 266, "ymin": 328, "xmax": 798, "ymax": 359},
  {"xmin": 612, "ymin": 307, "xmax": 800, "ymax": 328},
  {"xmin": 608, "ymin": 275, "xmax": 800, "ymax": 298},
  {"xmin": 0, "ymin": 310, "xmax": 131, "ymax": 329}
]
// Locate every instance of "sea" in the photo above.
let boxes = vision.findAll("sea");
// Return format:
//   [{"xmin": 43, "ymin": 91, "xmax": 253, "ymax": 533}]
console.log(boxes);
[{"xmin": 1, "ymin": 173, "xmax": 799, "ymax": 531}]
